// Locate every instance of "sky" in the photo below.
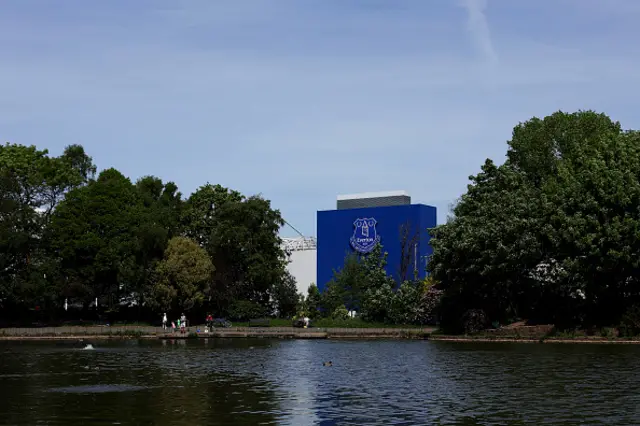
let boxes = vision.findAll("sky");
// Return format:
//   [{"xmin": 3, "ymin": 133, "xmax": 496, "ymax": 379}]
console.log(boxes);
[{"xmin": 2, "ymin": 0, "xmax": 640, "ymax": 237}]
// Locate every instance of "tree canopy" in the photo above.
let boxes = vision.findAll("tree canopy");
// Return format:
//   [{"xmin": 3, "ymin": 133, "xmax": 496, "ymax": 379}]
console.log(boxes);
[
  {"xmin": 0, "ymin": 142, "xmax": 290, "ymax": 324},
  {"xmin": 428, "ymin": 110, "xmax": 640, "ymax": 331}
]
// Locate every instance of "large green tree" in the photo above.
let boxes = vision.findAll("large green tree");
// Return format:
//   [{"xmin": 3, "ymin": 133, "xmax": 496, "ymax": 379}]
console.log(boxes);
[
  {"xmin": 146, "ymin": 236, "xmax": 213, "ymax": 313},
  {"xmin": 270, "ymin": 271, "xmax": 299, "ymax": 318},
  {"xmin": 130, "ymin": 176, "xmax": 183, "ymax": 307},
  {"xmin": 429, "ymin": 110, "xmax": 640, "ymax": 330},
  {"xmin": 47, "ymin": 169, "xmax": 144, "ymax": 309},
  {"xmin": 0, "ymin": 143, "xmax": 95, "ymax": 310},
  {"xmin": 183, "ymin": 184, "xmax": 287, "ymax": 313}
]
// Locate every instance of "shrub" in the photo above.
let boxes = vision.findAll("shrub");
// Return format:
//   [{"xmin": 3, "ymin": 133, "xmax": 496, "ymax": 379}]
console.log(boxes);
[
  {"xmin": 360, "ymin": 282, "xmax": 394, "ymax": 323},
  {"xmin": 415, "ymin": 285, "xmax": 443, "ymax": 325},
  {"xmin": 388, "ymin": 281, "xmax": 421, "ymax": 325},
  {"xmin": 228, "ymin": 300, "xmax": 266, "ymax": 322},
  {"xmin": 331, "ymin": 305, "xmax": 350, "ymax": 320},
  {"xmin": 461, "ymin": 309, "xmax": 489, "ymax": 334},
  {"xmin": 619, "ymin": 305, "xmax": 640, "ymax": 337}
]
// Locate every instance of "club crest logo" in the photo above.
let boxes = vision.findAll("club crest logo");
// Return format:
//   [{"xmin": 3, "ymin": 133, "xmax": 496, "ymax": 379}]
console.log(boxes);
[{"xmin": 350, "ymin": 218, "xmax": 380, "ymax": 253}]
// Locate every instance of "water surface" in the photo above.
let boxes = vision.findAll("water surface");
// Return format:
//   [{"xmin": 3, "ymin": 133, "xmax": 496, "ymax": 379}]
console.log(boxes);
[{"xmin": 1, "ymin": 338, "xmax": 639, "ymax": 425}]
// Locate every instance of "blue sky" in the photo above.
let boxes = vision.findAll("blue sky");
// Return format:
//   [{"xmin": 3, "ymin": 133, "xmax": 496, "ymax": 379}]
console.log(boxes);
[{"xmin": 2, "ymin": 0, "xmax": 640, "ymax": 237}]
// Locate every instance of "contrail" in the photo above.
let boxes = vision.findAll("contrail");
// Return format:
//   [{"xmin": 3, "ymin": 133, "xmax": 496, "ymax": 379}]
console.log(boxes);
[{"xmin": 463, "ymin": 0, "xmax": 498, "ymax": 63}]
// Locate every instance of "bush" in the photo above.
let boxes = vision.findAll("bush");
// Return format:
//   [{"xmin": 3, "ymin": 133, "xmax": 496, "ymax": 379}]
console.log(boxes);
[
  {"xmin": 360, "ymin": 282, "xmax": 394, "ymax": 323},
  {"xmin": 416, "ymin": 285, "xmax": 443, "ymax": 325},
  {"xmin": 461, "ymin": 309, "xmax": 489, "ymax": 334},
  {"xmin": 331, "ymin": 305, "xmax": 350, "ymax": 320},
  {"xmin": 619, "ymin": 305, "xmax": 640, "ymax": 337},
  {"xmin": 228, "ymin": 300, "xmax": 266, "ymax": 322},
  {"xmin": 388, "ymin": 281, "xmax": 421, "ymax": 324}
]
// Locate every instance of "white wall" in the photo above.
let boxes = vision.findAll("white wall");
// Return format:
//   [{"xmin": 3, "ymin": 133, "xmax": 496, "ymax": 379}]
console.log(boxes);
[{"xmin": 286, "ymin": 250, "xmax": 317, "ymax": 296}]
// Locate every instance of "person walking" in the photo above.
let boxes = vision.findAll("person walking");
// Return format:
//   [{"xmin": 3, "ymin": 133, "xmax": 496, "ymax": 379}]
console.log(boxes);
[
  {"xmin": 162, "ymin": 313, "xmax": 167, "ymax": 330},
  {"xmin": 180, "ymin": 313, "xmax": 186, "ymax": 333}
]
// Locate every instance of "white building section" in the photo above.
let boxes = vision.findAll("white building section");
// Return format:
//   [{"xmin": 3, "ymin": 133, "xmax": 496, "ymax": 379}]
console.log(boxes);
[
  {"xmin": 282, "ymin": 237, "xmax": 317, "ymax": 252},
  {"xmin": 282, "ymin": 237, "xmax": 317, "ymax": 295}
]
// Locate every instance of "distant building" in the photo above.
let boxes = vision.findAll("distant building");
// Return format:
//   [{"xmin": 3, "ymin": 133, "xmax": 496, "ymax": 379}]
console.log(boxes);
[
  {"xmin": 282, "ymin": 237, "xmax": 317, "ymax": 296},
  {"xmin": 316, "ymin": 191, "xmax": 437, "ymax": 292}
]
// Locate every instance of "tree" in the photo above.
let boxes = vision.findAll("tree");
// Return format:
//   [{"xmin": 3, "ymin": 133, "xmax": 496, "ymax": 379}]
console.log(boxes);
[
  {"xmin": 429, "ymin": 110, "xmax": 640, "ymax": 330},
  {"xmin": 0, "ymin": 143, "xmax": 95, "ymax": 218},
  {"xmin": 0, "ymin": 143, "xmax": 95, "ymax": 311},
  {"xmin": 147, "ymin": 237, "xmax": 213, "ymax": 313},
  {"xmin": 323, "ymin": 253, "xmax": 366, "ymax": 313},
  {"xmin": 47, "ymin": 169, "xmax": 144, "ymax": 309},
  {"xmin": 388, "ymin": 281, "xmax": 422, "ymax": 325},
  {"xmin": 270, "ymin": 271, "xmax": 299, "ymax": 318},
  {"xmin": 429, "ymin": 159, "xmax": 544, "ymax": 327},
  {"xmin": 0, "ymin": 172, "xmax": 31, "ymax": 306},
  {"xmin": 331, "ymin": 305, "xmax": 349, "ymax": 320},
  {"xmin": 183, "ymin": 184, "xmax": 287, "ymax": 313},
  {"xmin": 304, "ymin": 284, "xmax": 322, "ymax": 319},
  {"xmin": 132, "ymin": 176, "xmax": 183, "ymax": 307}
]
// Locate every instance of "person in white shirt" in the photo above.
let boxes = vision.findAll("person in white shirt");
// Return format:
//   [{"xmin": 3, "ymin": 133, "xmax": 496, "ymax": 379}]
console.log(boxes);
[{"xmin": 162, "ymin": 313, "xmax": 167, "ymax": 330}]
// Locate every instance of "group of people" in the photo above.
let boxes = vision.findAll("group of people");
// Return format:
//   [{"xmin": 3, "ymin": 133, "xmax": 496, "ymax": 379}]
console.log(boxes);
[{"xmin": 162, "ymin": 313, "xmax": 188, "ymax": 333}]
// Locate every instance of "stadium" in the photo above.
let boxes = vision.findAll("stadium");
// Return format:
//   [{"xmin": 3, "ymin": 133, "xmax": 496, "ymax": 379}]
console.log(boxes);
[{"xmin": 283, "ymin": 191, "xmax": 437, "ymax": 295}]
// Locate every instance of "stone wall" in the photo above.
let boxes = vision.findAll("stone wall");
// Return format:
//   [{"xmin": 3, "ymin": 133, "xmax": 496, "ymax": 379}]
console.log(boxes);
[{"xmin": 0, "ymin": 325, "xmax": 436, "ymax": 338}]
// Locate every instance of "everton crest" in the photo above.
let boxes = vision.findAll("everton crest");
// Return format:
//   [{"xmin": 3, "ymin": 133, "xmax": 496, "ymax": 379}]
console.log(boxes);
[{"xmin": 350, "ymin": 218, "xmax": 380, "ymax": 253}]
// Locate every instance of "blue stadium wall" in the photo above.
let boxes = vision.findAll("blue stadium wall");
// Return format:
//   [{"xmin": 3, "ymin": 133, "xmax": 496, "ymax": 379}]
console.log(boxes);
[{"xmin": 316, "ymin": 204, "xmax": 437, "ymax": 292}]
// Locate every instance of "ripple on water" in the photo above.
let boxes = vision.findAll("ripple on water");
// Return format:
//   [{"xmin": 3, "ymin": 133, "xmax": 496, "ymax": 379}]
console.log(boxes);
[
  {"xmin": 45, "ymin": 384, "xmax": 148, "ymax": 394},
  {"xmin": 3, "ymin": 339, "xmax": 640, "ymax": 425}
]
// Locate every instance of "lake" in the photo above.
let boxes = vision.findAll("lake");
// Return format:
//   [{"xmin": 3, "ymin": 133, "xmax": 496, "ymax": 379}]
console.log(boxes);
[{"xmin": 1, "ymin": 338, "xmax": 639, "ymax": 425}]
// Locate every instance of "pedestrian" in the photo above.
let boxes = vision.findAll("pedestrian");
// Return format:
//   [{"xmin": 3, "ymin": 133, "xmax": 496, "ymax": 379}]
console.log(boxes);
[
  {"xmin": 180, "ymin": 313, "xmax": 187, "ymax": 333},
  {"xmin": 162, "ymin": 313, "xmax": 167, "ymax": 330},
  {"xmin": 171, "ymin": 321, "xmax": 176, "ymax": 332}
]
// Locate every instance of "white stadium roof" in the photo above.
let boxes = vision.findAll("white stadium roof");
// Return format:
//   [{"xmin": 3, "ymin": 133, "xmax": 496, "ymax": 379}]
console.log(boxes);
[{"xmin": 281, "ymin": 236, "xmax": 317, "ymax": 252}]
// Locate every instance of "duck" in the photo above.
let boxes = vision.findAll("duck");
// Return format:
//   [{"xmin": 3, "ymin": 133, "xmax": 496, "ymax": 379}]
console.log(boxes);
[{"xmin": 323, "ymin": 361, "xmax": 333, "ymax": 367}]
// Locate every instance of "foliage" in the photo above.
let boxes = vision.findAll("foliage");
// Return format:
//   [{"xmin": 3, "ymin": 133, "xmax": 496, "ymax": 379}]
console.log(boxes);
[
  {"xmin": 461, "ymin": 309, "xmax": 489, "ymax": 334},
  {"xmin": 147, "ymin": 237, "xmax": 213, "ymax": 312},
  {"xmin": 47, "ymin": 169, "xmax": 144, "ymax": 309},
  {"xmin": 0, "ymin": 142, "xmax": 288, "ymax": 324},
  {"xmin": 270, "ymin": 271, "xmax": 300, "ymax": 318},
  {"xmin": 429, "ymin": 110, "xmax": 640, "ymax": 330},
  {"xmin": 323, "ymin": 254, "xmax": 365, "ymax": 312},
  {"xmin": 321, "ymin": 243, "xmax": 437, "ymax": 325},
  {"xmin": 0, "ymin": 143, "xmax": 95, "ymax": 310},
  {"xmin": 228, "ymin": 300, "xmax": 267, "ymax": 322},
  {"xmin": 324, "ymin": 244, "xmax": 396, "ymax": 317},
  {"xmin": 388, "ymin": 281, "xmax": 422, "ymax": 325},
  {"xmin": 619, "ymin": 305, "xmax": 640, "ymax": 337},
  {"xmin": 183, "ymin": 184, "xmax": 287, "ymax": 312},
  {"xmin": 359, "ymin": 281, "xmax": 394, "ymax": 323},
  {"xmin": 331, "ymin": 305, "xmax": 350, "ymax": 320},
  {"xmin": 303, "ymin": 284, "xmax": 322, "ymax": 319},
  {"xmin": 415, "ymin": 283, "xmax": 443, "ymax": 325}
]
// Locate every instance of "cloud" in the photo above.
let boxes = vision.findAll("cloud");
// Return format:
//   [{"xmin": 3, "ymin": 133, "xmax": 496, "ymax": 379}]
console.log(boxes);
[{"xmin": 462, "ymin": 0, "xmax": 497, "ymax": 63}]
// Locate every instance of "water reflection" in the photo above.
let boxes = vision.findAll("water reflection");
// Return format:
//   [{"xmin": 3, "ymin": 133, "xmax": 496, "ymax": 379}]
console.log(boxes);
[{"xmin": 2, "ymin": 339, "xmax": 640, "ymax": 424}]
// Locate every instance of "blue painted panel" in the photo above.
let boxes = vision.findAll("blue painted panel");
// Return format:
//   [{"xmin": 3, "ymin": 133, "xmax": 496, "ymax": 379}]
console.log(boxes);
[{"xmin": 316, "ymin": 204, "xmax": 437, "ymax": 292}]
